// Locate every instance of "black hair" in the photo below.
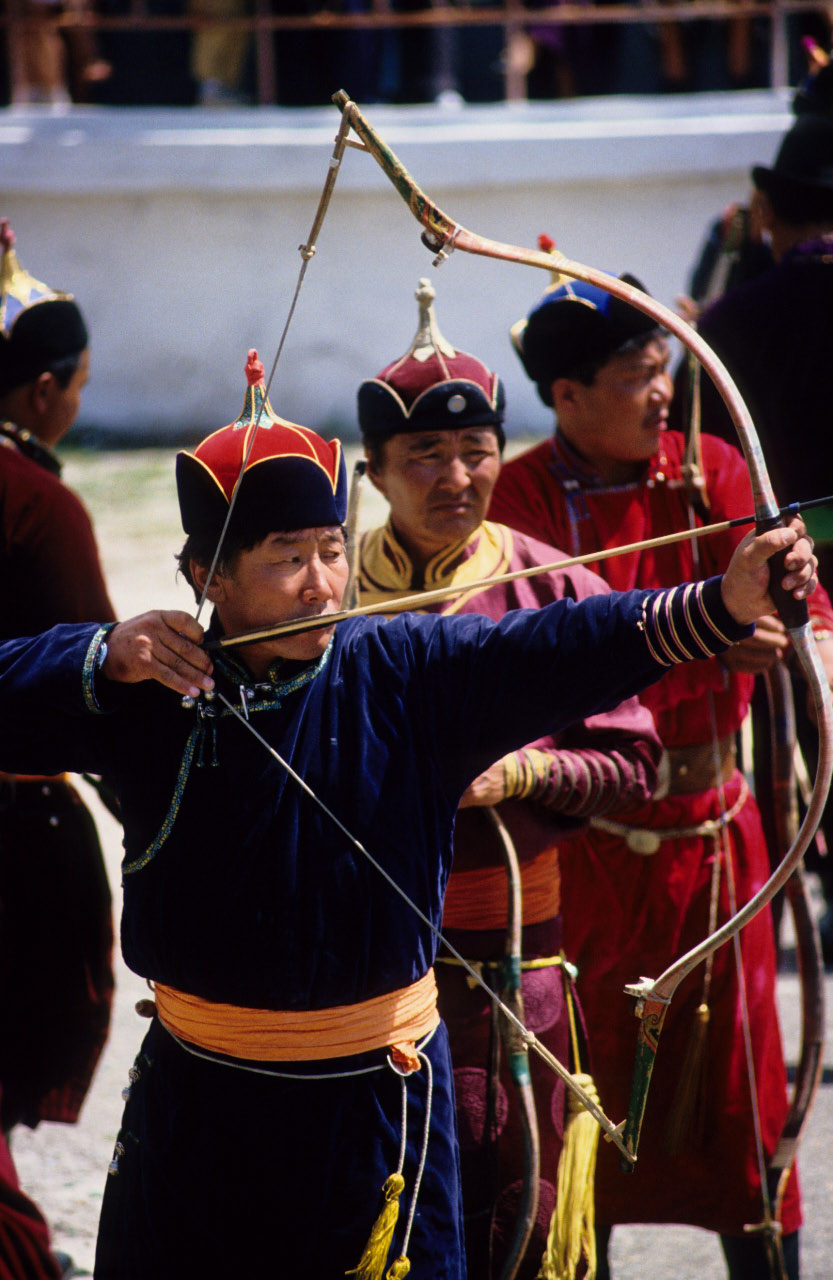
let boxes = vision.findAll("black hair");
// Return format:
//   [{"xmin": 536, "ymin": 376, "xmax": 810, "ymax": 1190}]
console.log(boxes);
[
  {"xmin": 49, "ymin": 352, "xmax": 83, "ymax": 389},
  {"xmin": 0, "ymin": 349, "xmax": 83, "ymax": 401},
  {"xmin": 766, "ymin": 182, "xmax": 833, "ymax": 227}
]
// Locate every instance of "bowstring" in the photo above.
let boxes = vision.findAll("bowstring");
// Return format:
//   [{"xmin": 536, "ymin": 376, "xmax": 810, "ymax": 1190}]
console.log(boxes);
[
  {"xmin": 212, "ymin": 687, "xmax": 629, "ymax": 1158},
  {"xmin": 176, "ymin": 110, "xmax": 627, "ymax": 1139},
  {"xmin": 194, "ymin": 110, "xmax": 354, "ymax": 624},
  {"xmin": 686, "ymin": 353, "xmax": 775, "ymax": 1240}
]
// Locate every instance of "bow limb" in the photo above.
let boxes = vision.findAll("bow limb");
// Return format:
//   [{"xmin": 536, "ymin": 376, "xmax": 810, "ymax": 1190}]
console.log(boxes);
[
  {"xmin": 333, "ymin": 91, "xmax": 774, "ymax": 517},
  {"xmin": 622, "ymin": 629, "xmax": 831, "ymax": 1166},
  {"xmin": 484, "ymin": 806, "xmax": 541, "ymax": 1280},
  {"xmin": 329, "ymin": 90, "xmax": 833, "ymax": 1164},
  {"xmin": 761, "ymin": 662, "xmax": 825, "ymax": 1249}
]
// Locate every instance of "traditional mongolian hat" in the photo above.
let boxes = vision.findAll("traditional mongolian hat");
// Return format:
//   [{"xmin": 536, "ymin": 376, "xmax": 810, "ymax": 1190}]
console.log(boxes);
[
  {"xmin": 511, "ymin": 261, "xmax": 659, "ymax": 407},
  {"xmin": 176, "ymin": 350, "xmax": 347, "ymax": 540},
  {"xmin": 0, "ymin": 219, "xmax": 88, "ymax": 396},
  {"xmin": 752, "ymin": 112, "xmax": 833, "ymax": 211},
  {"xmin": 357, "ymin": 278, "xmax": 505, "ymax": 446}
]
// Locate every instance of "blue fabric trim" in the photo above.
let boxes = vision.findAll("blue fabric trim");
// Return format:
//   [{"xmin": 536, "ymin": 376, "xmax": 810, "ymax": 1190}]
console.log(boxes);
[
  {"xmin": 215, "ymin": 642, "xmax": 332, "ymax": 712},
  {"xmin": 123, "ymin": 727, "xmax": 199, "ymax": 876},
  {"xmin": 123, "ymin": 646, "xmax": 332, "ymax": 877},
  {"xmin": 82, "ymin": 623, "xmax": 118, "ymax": 713}
]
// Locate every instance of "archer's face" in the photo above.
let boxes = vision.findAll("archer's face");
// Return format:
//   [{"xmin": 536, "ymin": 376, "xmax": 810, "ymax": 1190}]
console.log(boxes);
[
  {"xmin": 553, "ymin": 338, "xmax": 672, "ymax": 485},
  {"xmin": 366, "ymin": 427, "xmax": 502, "ymax": 570},
  {"xmin": 207, "ymin": 526, "xmax": 348, "ymax": 674}
]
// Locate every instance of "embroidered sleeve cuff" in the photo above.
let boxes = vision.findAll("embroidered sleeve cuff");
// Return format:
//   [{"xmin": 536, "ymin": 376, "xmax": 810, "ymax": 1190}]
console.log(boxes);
[
  {"xmin": 641, "ymin": 577, "xmax": 753, "ymax": 668},
  {"xmin": 82, "ymin": 623, "xmax": 118, "ymax": 713}
]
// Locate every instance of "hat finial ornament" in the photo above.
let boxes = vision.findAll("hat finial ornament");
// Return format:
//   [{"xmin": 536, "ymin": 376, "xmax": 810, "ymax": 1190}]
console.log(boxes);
[
  {"xmin": 0, "ymin": 220, "xmax": 67, "ymax": 338},
  {"xmin": 409, "ymin": 277, "xmax": 457, "ymax": 364},
  {"xmin": 245, "ymin": 348, "xmax": 265, "ymax": 387},
  {"xmin": 538, "ymin": 233, "xmax": 565, "ymax": 291}
]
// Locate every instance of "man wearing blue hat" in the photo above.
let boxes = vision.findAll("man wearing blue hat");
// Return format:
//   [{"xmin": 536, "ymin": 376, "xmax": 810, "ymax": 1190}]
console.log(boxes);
[
  {"xmin": 491, "ymin": 271, "xmax": 833, "ymax": 1280},
  {"xmin": 0, "ymin": 345, "xmax": 820, "ymax": 1279}
]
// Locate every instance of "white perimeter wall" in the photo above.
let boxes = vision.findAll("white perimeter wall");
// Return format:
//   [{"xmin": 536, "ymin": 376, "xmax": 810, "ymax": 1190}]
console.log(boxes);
[{"xmin": 0, "ymin": 92, "xmax": 793, "ymax": 439}]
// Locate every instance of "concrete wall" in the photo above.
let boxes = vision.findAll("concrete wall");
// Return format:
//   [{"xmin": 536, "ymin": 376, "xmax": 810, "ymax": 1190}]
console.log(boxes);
[{"xmin": 0, "ymin": 91, "xmax": 793, "ymax": 440}]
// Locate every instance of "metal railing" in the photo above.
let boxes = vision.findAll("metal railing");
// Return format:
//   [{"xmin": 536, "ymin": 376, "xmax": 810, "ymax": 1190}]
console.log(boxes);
[{"xmin": 2, "ymin": 0, "xmax": 831, "ymax": 105}]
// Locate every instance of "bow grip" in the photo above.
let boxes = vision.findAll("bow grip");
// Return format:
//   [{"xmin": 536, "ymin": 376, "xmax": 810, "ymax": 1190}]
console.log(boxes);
[{"xmin": 757, "ymin": 514, "xmax": 810, "ymax": 631}]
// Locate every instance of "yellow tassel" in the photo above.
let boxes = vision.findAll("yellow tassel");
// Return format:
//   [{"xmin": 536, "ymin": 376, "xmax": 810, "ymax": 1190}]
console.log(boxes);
[
  {"xmin": 386, "ymin": 1257, "xmax": 411, "ymax": 1278},
  {"xmin": 537, "ymin": 1072, "xmax": 600, "ymax": 1280},
  {"xmin": 345, "ymin": 1173, "xmax": 405, "ymax": 1280},
  {"xmin": 665, "ymin": 1002, "xmax": 710, "ymax": 1155}
]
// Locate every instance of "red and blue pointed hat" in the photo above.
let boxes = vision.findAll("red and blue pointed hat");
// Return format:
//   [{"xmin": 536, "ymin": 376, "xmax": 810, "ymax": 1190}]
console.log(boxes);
[
  {"xmin": 176, "ymin": 350, "xmax": 347, "ymax": 539},
  {"xmin": 511, "ymin": 238, "xmax": 659, "ymax": 408}
]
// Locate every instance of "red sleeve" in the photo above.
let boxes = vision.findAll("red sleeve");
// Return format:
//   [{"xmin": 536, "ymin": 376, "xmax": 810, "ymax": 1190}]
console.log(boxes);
[
  {"xmin": 489, "ymin": 443, "xmax": 563, "ymax": 547},
  {"xmin": 503, "ymin": 546, "xmax": 664, "ymax": 817},
  {"xmin": 8, "ymin": 473, "xmax": 116, "ymax": 629},
  {"xmin": 808, "ymin": 580, "xmax": 833, "ymax": 634}
]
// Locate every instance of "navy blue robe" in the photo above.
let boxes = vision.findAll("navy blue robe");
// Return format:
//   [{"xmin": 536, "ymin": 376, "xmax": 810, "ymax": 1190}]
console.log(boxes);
[{"xmin": 0, "ymin": 586, "xmax": 749, "ymax": 1278}]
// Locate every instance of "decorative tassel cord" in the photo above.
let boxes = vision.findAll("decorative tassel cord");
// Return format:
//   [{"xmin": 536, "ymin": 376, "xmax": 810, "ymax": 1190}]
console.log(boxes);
[
  {"xmin": 346, "ymin": 1052, "xmax": 433, "ymax": 1279},
  {"xmin": 213, "ymin": 689, "xmax": 630, "ymax": 1159},
  {"xmin": 394, "ymin": 1051, "xmax": 434, "ymax": 1269},
  {"xmin": 537, "ymin": 966, "xmax": 599, "ymax": 1280},
  {"xmin": 663, "ymin": 839, "xmax": 721, "ymax": 1155}
]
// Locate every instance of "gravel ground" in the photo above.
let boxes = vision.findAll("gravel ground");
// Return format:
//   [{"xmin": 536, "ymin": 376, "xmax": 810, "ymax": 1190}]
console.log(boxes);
[{"xmin": 10, "ymin": 446, "xmax": 833, "ymax": 1278}]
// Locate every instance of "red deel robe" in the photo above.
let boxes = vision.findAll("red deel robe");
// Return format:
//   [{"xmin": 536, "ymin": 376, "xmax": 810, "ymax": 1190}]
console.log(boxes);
[
  {"xmin": 358, "ymin": 518, "xmax": 662, "ymax": 1277},
  {"xmin": 490, "ymin": 429, "xmax": 833, "ymax": 1235}
]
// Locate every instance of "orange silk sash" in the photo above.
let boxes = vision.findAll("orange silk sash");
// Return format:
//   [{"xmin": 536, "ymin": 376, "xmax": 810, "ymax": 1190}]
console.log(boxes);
[
  {"xmin": 442, "ymin": 846, "xmax": 560, "ymax": 931},
  {"xmin": 154, "ymin": 968, "xmax": 439, "ymax": 1070}
]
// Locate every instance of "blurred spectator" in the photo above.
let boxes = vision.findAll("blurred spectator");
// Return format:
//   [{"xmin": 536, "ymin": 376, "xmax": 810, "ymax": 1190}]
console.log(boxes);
[
  {"xmin": 190, "ymin": 0, "xmax": 249, "ymax": 104},
  {"xmin": 12, "ymin": 0, "xmax": 111, "ymax": 106},
  {"xmin": 93, "ymin": 0, "xmax": 195, "ymax": 105},
  {"xmin": 524, "ymin": 0, "xmax": 619, "ymax": 100},
  {"xmin": 673, "ymin": 45, "xmax": 833, "ymax": 962}
]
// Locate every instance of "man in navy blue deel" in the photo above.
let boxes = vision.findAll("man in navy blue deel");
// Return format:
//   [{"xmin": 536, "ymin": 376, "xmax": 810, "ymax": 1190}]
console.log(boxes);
[{"xmin": 0, "ymin": 351, "xmax": 819, "ymax": 1279}]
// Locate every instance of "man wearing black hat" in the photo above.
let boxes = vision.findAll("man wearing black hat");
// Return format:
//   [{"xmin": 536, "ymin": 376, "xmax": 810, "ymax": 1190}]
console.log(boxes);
[
  {"xmin": 490, "ymin": 273, "xmax": 833, "ymax": 1279},
  {"xmin": 355, "ymin": 279, "xmax": 663, "ymax": 1280},
  {"xmin": 0, "ymin": 222, "xmax": 115, "ymax": 1280},
  {"xmin": 678, "ymin": 96, "xmax": 833, "ymax": 961},
  {"xmin": 0, "ymin": 341, "xmax": 818, "ymax": 1279},
  {"xmin": 686, "ymin": 104, "xmax": 833, "ymax": 587}
]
